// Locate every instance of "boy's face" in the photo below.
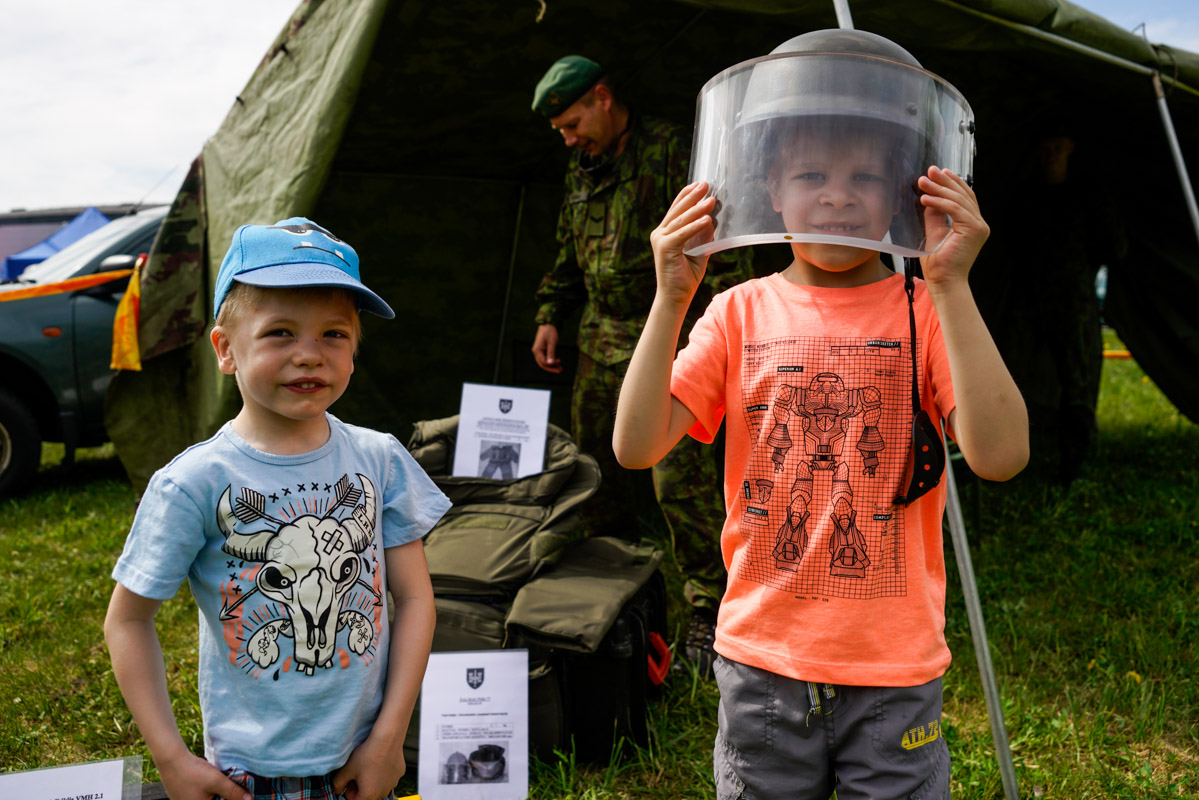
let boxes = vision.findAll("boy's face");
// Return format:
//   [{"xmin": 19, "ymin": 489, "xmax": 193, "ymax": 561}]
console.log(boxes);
[
  {"xmin": 769, "ymin": 127, "xmax": 901, "ymax": 275},
  {"xmin": 211, "ymin": 288, "xmax": 358, "ymax": 434}
]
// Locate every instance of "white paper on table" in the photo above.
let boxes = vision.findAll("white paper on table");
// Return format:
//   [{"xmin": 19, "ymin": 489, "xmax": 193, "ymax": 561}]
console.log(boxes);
[
  {"xmin": 418, "ymin": 649, "xmax": 528, "ymax": 800},
  {"xmin": 0, "ymin": 756, "xmax": 140, "ymax": 800},
  {"xmin": 452, "ymin": 383, "xmax": 550, "ymax": 479}
]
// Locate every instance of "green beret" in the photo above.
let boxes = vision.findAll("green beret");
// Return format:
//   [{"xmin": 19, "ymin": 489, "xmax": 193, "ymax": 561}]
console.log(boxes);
[{"xmin": 532, "ymin": 55, "xmax": 604, "ymax": 117}]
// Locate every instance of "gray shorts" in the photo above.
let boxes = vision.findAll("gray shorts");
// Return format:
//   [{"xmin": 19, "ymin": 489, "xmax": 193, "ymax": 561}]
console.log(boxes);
[{"xmin": 713, "ymin": 656, "xmax": 950, "ymax": 800}]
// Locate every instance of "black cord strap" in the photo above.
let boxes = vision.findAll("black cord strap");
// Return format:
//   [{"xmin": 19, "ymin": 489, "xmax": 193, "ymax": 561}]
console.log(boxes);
[{"xmin": 904, "ymin": 261, "xmax": 919, "ymax": 417}]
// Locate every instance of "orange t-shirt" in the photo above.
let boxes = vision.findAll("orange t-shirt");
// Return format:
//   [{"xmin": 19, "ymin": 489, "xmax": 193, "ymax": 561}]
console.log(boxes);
[{"xmin": 671, "ymin": 271, "xmax": 956, "ymax": 687}]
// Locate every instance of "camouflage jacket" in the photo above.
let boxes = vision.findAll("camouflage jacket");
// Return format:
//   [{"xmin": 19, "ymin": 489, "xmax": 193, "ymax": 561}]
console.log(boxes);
[{"xmin": 535, "ymin": 114, "xmax": 751, "ymax": 365}]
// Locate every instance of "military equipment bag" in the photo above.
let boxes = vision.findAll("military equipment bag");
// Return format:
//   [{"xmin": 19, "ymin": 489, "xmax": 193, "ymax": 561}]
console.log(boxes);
[
  {"xmin": 408, "ymin": 415, "xmax": 601, "ymax": 596},
  {"xmin": 403, "ymin": 417, "xmax": 671, "ymax": 765}
]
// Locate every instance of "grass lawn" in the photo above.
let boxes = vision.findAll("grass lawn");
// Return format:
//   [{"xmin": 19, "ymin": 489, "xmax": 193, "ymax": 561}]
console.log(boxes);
[{"xmin": 2, "ymin": 331, "xmax": 1196, "ymax": 798}]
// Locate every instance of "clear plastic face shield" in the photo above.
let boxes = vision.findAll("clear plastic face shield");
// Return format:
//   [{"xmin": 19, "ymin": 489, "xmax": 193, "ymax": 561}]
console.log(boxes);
[{"xmin": 684, "ymin": 46, "xmax": 975, "ymax": 258}]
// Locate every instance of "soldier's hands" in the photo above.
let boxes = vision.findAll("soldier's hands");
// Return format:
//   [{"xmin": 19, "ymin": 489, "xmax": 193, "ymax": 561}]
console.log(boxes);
[
  {"xmin": 650, "ymin": 182, "xmax": 714, "ymax": 307},
  {"xmin": 917, "ymin": 167, "xmax": 989, "ymax": 290},
  {"xmin": 532, "ymin": 323, "xmax": 563, "ymax": 374}
]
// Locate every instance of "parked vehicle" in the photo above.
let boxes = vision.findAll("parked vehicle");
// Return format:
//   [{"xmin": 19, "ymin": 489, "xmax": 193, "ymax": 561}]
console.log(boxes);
[{"xmin": 0, "ymin": 206, "xmax": 168, "ymax": 495}]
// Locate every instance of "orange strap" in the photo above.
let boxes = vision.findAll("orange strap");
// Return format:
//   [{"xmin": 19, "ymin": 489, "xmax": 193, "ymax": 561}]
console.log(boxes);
[{"xmin": 0, "ymin": 269, "xmax": 134, "ymax": 303}]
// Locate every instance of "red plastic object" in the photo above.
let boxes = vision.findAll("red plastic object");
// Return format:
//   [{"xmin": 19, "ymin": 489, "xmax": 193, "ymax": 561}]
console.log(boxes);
[{"xmin": 647, "ymin": 631, "xmax": 671, "ymax": 685}]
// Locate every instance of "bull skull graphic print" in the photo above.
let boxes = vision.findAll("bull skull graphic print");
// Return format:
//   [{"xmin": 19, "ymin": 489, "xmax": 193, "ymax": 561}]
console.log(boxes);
[{"xmin": 216, "ymin": 473, "xmax": 384, "ymax": 677}]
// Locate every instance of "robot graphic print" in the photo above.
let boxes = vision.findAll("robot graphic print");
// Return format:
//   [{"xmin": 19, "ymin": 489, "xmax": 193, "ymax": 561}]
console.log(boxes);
[
  {"xmin": 215, "ymin": 473, "xmax": 385, "ymax": 678},
  {"xmin": 738, "ymin": 335, "xmax": 916, "ymax": 600}
]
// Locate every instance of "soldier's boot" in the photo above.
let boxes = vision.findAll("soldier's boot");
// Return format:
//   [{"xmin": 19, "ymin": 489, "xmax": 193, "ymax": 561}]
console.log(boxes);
[{"xmin": 675, "ymin": 605, "xmax": 718, "ymax": 679}]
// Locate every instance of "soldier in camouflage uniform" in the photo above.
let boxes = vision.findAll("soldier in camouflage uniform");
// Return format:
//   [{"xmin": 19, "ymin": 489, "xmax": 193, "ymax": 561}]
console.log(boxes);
[{"xmin": 530, "ymin": 56, "xmax": 751, "ymax": 672}]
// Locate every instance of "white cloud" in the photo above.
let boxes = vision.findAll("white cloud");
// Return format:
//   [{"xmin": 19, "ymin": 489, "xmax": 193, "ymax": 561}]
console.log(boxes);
[{"xmin": 0, "ymin": 0, "xmax": 296, "ymax": 211}]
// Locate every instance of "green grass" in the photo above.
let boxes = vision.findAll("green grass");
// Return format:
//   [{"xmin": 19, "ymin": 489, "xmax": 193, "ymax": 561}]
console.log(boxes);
[
  {"xmin": 2, "ymin": 332, "xmax": 1196, "ymax": 797},
  {"xmin": 0, "ymin": 444, "xmax": 207, "ymax": 775}
]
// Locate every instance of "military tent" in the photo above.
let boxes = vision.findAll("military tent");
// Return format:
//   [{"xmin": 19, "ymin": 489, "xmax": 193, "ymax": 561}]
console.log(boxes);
[{"xmin": 106, "ymin": 0, "xmax": 1199, "ymax": 492}]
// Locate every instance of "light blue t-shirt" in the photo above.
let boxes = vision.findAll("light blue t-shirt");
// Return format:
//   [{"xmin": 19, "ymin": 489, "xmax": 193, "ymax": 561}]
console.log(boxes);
[{"xmin": 112, "ymin": 415, "xmax": 451, "ymax": 776}]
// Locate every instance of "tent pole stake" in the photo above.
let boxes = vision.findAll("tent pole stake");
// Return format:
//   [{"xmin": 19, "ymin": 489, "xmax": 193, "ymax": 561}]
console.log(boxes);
[
  {"xmin": 1153, "ymin": 72, "xmax": 1199, "ymax": 248},
  {"xmin": 943, "ymin": 423, "xmax": 1020, "ymax": 800}
]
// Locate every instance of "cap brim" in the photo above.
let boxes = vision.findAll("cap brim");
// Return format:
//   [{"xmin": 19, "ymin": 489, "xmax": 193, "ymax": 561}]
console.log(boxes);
[{"xmin": 234, "ymin": 263, "xmax": 395, "ymax": 319}]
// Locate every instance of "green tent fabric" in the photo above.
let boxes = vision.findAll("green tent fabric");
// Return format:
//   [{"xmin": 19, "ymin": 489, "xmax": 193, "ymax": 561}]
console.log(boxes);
[{"xmin": 106, "ymin": 0, "xmax": 1199, "ymax": 493}]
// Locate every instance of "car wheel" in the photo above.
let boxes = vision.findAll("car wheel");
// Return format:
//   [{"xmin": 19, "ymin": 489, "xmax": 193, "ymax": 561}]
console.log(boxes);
[{"xmin": 0, "ymin": 388, "xmax": 40, "ymax": 496}]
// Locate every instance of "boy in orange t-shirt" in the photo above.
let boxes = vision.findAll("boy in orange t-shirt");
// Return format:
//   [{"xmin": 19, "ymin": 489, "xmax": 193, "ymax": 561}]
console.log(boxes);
[{"xmin": 614, "ymin": 30, "xmax": 1028, "ymax": 799}]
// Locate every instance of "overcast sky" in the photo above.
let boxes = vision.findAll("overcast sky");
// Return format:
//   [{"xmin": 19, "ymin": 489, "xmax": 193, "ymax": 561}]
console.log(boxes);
[{"xmin": 1, "ymin": 0, "xmax": 1196, "ymax": 213}]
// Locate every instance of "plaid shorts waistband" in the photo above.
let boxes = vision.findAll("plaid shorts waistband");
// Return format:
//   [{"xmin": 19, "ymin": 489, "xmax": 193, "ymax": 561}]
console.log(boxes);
[{"xmin": 223, "ymin": 767, "xmax": 397, "ymax": 800}]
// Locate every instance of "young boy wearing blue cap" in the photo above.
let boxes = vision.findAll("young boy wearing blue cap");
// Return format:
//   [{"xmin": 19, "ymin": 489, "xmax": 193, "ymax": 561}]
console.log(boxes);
[{"xmin": 105, "ymin": 219, "xmax": 450, "ymax": 800}]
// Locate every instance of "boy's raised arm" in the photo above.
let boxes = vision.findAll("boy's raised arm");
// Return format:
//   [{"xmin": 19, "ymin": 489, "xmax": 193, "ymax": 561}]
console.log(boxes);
[
  {"xmin": 613, "ymin": 183, "xmax": 711, "ymax": 469},
  {"xmin": 104, "ymin": 585, "xmax": 251, "ymax": 800},
  {"xmin": 917, "ymin": 167, "xmax": 1029, "ymax": 481}
]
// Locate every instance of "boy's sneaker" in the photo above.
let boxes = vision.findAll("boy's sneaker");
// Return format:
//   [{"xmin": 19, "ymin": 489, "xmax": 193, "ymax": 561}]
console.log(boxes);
[{"xmin": 677, "ymin": 606, "xmax": 718, "ymax": 678}]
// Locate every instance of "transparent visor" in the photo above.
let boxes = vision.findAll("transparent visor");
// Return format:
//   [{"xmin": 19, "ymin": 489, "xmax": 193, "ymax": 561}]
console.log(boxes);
[{"xmin": 685, "ymin": 51, "xmax": 975, "ymax": 257}]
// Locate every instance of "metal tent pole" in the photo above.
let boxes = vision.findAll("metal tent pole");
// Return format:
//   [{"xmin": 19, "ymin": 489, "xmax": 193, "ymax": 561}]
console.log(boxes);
[
  {"xmin": 943, "ymin": 423, "xmax": 1020, "ymax": 800},
  {"xmin": 1153, "ymin": 72, "xmax": 1199, "ymax": 248},
  {"xmin": 832, "ymin": 0, "xmax": 854, "ymax": 30}
]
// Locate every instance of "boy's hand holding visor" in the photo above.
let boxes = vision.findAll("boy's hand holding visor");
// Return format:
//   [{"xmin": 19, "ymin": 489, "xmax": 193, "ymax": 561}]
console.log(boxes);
[
  {"xmin": 650, "ymin": 181, "xmax": 715, "ymax": 307},
  {"xmin": 917, "ymin": 166, "xmax": 990, "ymax": 291}
]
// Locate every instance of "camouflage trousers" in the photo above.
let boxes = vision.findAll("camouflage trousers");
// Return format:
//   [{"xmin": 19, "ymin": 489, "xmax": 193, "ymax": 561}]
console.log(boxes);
[{"xmin": 573, "ymin": 353, "xmax": 726, "ymax": 609}]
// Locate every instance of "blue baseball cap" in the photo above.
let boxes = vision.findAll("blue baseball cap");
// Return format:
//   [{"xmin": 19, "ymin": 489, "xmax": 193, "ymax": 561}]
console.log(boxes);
[{"xmin": 213, "ymin": 218, "xmax": 394, "ymax": 319}]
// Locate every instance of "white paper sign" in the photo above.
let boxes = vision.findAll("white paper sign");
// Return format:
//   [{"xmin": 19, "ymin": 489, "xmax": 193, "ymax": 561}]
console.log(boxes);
[
  {"xmin": 418, "ymin": 649, "xmax": 528, "ymax": 800},
  {"xmin": 452, "ymin": 383, "xmax": 551, "ymax": 479},
  {"xmin": 0, "ymin": 756, "xmax": 139, "ymax": 800}
]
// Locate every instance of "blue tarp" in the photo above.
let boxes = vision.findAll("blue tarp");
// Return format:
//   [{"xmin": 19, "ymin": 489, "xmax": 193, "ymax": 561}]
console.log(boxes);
[{"xmin": 1, "ymin": 207, "xmax": 110, "ymax": 279}]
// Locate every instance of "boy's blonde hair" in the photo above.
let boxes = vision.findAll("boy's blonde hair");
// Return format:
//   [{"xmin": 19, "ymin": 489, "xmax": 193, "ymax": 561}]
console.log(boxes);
[{"xmin": 215, "ymin": 282, "xmax": 364, "ymax": 351}]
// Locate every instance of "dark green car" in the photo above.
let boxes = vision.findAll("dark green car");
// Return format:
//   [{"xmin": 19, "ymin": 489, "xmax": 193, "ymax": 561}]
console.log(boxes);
[{"xmin": 0, "ymin": 206, "xmax": 167, "ymax": 495}]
